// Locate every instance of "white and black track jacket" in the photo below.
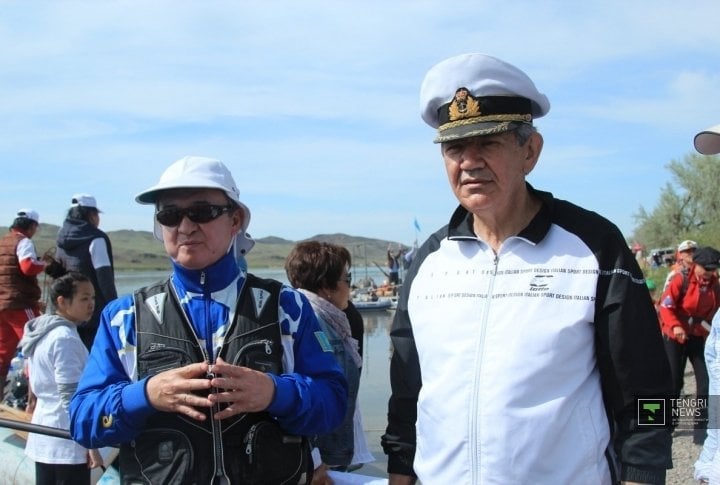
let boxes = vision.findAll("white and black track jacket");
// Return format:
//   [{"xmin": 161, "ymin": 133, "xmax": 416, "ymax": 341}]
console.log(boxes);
[{"xmin": 382, "ymin": 185, "xmax": 672, "ymax": 485}]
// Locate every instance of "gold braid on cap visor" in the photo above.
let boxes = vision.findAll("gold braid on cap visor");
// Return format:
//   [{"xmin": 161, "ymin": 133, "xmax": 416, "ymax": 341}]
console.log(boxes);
[
  {"xmin": 436, "ymin": 91, "xmax": 533, "ymax": 132},
  {"xmin": 439, "ymin": 113, "xmax": 532, "ymax": 132}
]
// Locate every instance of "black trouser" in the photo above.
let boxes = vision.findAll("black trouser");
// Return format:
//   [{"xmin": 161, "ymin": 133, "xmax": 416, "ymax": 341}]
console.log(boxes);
[
  {"xmin": 35, "ymin": 462, "xmax": 90, "ymax": 485},
  {"xmin": 663, "ymin": 335, "xmax": 709, "ymax": 438}
]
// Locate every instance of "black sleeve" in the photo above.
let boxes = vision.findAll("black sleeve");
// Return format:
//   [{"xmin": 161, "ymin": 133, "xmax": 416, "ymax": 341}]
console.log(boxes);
[
  {"xmin": 95, "ymin": 265, "xmax": 118, "ymax": 302},
  {"xmin": 382, "ymin": 301, "xmax": 421, "ymax": 477},
  {"xmin": 592, "ymin": 227, "xmax": 673, "ymax": 484},
  {"xmin": 381, "ymin": 236, "xmax": 439, "ymax": 477},
  {"xmin": 547, "ymin": 195, "xmax": 672, "ymax": 484}
]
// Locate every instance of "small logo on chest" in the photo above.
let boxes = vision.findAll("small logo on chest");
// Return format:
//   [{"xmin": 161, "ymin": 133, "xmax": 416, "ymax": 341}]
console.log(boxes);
[{"xmin": 529, "ymin": 274, "xmax": 553, "ymax": 292}]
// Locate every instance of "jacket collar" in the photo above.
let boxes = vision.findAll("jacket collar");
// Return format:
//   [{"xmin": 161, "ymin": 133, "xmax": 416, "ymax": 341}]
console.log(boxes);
[
  {"xmin": 447, "ymin": 183, "xmax": 554, "ymax": 245},
  {"xmin": 171, "ymin": 250, "xmax": 240, "ymax": 293}
]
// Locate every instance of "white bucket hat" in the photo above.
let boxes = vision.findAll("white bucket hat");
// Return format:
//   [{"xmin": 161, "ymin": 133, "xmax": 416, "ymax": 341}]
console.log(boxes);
[
  {"xmin": 135, "ymin": 156, "xmax": 255, "ymax": 256},
  {"xmin": 694, "ymin": 124, "xmax": 720, "ymax": 155}
]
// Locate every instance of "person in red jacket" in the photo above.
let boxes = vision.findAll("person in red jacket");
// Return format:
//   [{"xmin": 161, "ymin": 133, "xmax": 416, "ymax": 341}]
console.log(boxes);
[
  {"xmin": 0, "ymin": 209, "xmax": 46, "ymax": 390},
  {"xmin": 660, "ymin": 245, "xmax": 720, "ymax": 443}
]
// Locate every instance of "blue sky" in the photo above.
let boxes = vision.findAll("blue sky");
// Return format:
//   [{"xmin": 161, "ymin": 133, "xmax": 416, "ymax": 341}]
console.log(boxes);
[{"xmin": 2, "ymin": 1, "xmax": 719, "ymax": 246}]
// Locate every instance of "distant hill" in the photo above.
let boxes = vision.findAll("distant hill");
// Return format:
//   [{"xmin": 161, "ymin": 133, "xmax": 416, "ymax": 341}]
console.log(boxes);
[{"xmin": 1, "ymin": 223, "xmax": 408, "ymax": 272}]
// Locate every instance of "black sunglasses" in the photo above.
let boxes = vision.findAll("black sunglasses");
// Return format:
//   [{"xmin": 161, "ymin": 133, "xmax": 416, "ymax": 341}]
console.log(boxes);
[
  {"xmin": 342, "ymin": 272, "xmax": 352, "ymax": 285},
  {"xmin": 155, "ymin": 204, "xmax": 233, "ymax": 227}
]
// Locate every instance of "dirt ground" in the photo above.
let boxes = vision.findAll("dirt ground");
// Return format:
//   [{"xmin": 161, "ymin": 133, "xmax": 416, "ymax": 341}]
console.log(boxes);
[{"xmin": 667, "ymin": 365, "xmax": 706, "ymax": 485}]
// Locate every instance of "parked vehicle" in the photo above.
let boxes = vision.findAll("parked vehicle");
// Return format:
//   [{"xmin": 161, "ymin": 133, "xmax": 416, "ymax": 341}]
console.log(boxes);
[{"xmin": 647, "ymin": 247, "xmax": 675, "ymax": 267}]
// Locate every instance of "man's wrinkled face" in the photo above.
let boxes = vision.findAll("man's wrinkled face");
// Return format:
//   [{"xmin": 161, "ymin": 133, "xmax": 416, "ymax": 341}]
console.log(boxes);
[
  {"xmin": 156, "ymin": 188, "xmax": 242, "ymax": 270},
  {"xmin": 441, "ymin": 131, "xmax": 541, "ymax": 216}
]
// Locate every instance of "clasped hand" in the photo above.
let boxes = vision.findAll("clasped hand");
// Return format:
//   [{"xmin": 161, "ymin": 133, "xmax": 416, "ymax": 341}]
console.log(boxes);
[{"xmin": 145, "ymin": 357, "xmax": 275, "ymax": 421}]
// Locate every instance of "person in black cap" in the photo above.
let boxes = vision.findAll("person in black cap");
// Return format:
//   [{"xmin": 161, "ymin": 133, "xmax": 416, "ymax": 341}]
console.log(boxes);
[
  {"xmin": 382, "ymin": 53, "xmax": 672, "ymax": 484},
  {"xmin": 659, "ymin": 246, "xmax": 720, "ymax": 446}
]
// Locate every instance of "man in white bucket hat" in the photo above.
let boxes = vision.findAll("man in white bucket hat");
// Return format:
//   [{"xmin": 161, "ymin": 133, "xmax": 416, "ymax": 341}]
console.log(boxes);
[
  {"xmin": 382, "ymin": 53, "xmax": 672, "ymax": 484},
  {"xmin": 70, "ymin": 156, "xmax": 347, "ymax": 484}
]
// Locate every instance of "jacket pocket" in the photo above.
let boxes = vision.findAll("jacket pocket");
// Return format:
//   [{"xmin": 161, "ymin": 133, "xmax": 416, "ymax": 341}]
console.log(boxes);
[
  {"xmin": 229, "ymin": 338, "xmax": 280, "ymax": 374},
  {"xmin": 120, "ymin": 428, "xmax": 194, "ymax": 485},
  {"xmin": 137, "ymin": 347, "xmax": 194, "ymax": 376},
  {"xmin": 234, "ymin": 420, "xmax": 310, "ymax": 484}
]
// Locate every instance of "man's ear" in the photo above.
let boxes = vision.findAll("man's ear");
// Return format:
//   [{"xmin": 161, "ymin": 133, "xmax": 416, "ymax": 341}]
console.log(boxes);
[
  {"xmin": 231, "ymin": 208, "xmax": 244, "ymax": 234},
  {"xmin": 523, "ymin": 132, "xmax": 543, "ymax": 174}
]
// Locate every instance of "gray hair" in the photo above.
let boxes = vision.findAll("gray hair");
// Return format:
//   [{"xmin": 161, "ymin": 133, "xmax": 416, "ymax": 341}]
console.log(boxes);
[{"xmin": 512, "ymin": 122, "xmax": 538, "ymax": 146}]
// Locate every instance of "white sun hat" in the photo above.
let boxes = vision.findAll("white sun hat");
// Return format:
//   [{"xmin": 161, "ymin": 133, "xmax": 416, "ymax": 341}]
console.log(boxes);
[{"xmin": 136, "ymin": 156, "xmax": 254, "ymax": 255}]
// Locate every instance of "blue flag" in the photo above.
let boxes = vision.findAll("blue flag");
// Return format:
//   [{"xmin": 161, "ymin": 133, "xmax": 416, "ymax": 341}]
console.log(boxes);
[{"xmin": 413, "ymin": 218, "xmax": 421, "ymax": 232}]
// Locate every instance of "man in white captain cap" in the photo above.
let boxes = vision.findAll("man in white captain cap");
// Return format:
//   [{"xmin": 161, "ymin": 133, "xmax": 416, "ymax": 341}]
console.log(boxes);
[{"xmin": 382, "ymin": 53, "xmax": 672, "ymax": 484}]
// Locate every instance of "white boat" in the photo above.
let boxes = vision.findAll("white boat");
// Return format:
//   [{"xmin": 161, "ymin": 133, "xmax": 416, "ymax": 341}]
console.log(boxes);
[{"xmin": 353, "ymin": 297, "xmax": 393, "ymax": 312}]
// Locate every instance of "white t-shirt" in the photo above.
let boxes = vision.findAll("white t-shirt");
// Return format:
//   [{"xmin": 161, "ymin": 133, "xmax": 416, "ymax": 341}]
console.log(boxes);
[
  {"xmin": 25, "ymin": 325, "xmax": 89, "ymax": 464},
  {"xmin": 89, "ymin": 237, "xmax": 112, "ymax": 269},
  {"xmin": 15, "ymin": 236, "xmax": 41, "ymax": 265}
]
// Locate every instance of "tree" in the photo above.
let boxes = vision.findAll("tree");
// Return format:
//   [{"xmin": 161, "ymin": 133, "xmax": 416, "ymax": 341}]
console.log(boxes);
[{"xmin": 632, "ymin": 153, "xmax": 720, "ymax": 249}]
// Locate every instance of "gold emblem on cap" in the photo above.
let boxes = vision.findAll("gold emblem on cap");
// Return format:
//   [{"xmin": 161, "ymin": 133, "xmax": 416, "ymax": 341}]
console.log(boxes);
[{"xmin": 448, "ymin": 87, "xmax": 481, "ymax": 122}]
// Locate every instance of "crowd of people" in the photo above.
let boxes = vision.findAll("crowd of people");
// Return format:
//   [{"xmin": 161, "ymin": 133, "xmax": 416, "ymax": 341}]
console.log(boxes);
[{"xmin": 0, "ymin": 53, "xmax": 719, "ymax": 485}]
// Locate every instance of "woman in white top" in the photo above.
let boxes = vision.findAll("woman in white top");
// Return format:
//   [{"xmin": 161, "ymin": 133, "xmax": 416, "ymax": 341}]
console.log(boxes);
[{"xmin": 20, "ymin": 267, "xmax": 103, "ymax": 484}]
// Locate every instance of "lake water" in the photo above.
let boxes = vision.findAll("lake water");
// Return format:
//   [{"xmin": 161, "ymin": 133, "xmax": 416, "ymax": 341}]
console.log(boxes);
[{"xmin": 115, "ymin": 267, "xmax": 393, "ymax": 478}]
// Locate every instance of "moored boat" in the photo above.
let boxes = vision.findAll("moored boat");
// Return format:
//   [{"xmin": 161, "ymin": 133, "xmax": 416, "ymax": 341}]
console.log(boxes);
[{"xmin": 353, "ymin": 297, "xmax": 393, "ymax": 312}]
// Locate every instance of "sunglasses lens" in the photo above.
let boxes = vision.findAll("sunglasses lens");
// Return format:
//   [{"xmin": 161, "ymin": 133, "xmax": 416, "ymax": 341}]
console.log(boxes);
[
  {"xmin": 187, "ymin": 206, "xmax": 216, "ymax": 224},
  {"xmin": 155, "ymin": 205, "xmax": 229, "ymax": 227},
  {"xmin": 156, "ymin": 208, "xmax": 183, "ymax": 226}
]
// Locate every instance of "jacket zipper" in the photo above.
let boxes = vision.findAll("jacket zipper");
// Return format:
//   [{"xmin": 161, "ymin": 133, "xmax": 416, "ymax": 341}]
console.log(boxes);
[
  {"xmin": 199, "ymin": 270, "xmax": 231, "ymax": 484},
  {"xmin": 201, "ymin": 271, "xmax": 216, "ymax": 361},
  {"xmin": 470, "ymin": 251, "xmax": 499, "ymax": 483}
]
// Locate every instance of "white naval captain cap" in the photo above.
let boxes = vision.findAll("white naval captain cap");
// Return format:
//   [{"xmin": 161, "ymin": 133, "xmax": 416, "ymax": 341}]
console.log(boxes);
[{"xmin": 420, "ymin": 53, "xmax": 550, "ymax": 143}]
